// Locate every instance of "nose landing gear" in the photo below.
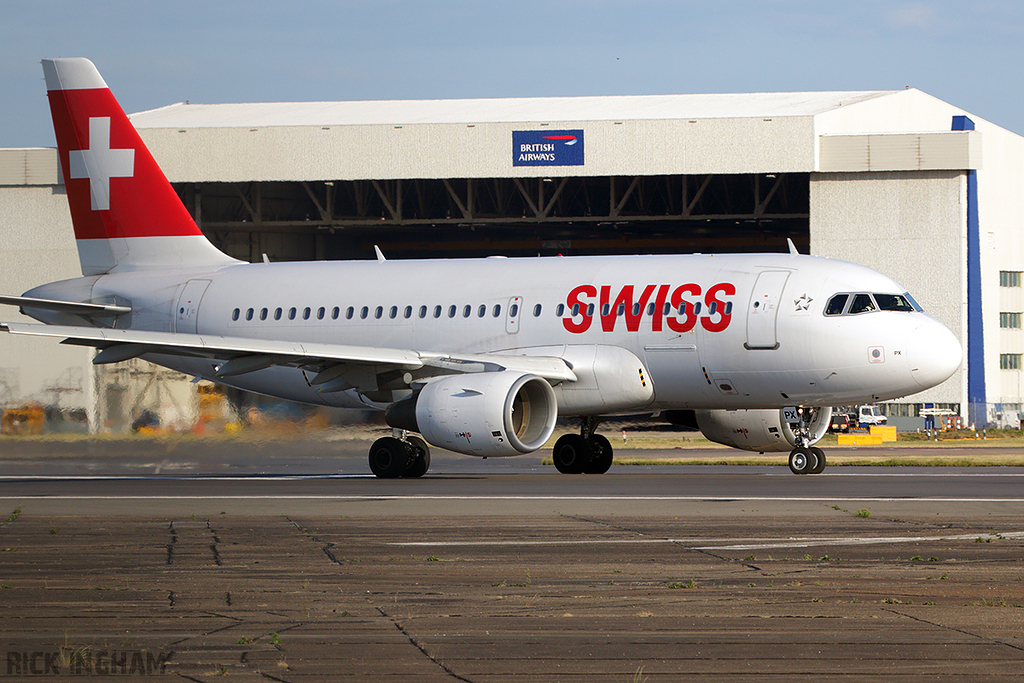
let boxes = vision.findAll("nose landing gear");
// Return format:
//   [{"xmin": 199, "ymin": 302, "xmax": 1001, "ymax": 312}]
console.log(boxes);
[
  {"xmin": 788, "ymin": 446, "xmax": 826, "ymax": 475},
  {"xmin": 787, "ymin": 406, "xmax": 829, "ymax": 475}
]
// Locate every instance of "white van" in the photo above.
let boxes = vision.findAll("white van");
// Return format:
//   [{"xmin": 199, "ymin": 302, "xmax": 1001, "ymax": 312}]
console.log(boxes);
[{"xmin": 858, "ymin": 405, "xmax": 888, "ymax": 427}]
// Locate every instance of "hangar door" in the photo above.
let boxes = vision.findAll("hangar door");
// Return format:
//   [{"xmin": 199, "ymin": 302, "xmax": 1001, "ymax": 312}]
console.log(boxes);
[{"xmin": 745, "ymin": 271, "xmax": 790, "ymax": 350}]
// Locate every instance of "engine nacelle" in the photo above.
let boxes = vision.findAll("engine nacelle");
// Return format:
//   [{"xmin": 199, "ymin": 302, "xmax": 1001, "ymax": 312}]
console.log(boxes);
[
  {"xmin": 385, "ymin": 372, "xmax": 557, "ymax": 457},
  {"xmin": 694, "ymin": 407, "xmax": 832, "ymax": 453}
]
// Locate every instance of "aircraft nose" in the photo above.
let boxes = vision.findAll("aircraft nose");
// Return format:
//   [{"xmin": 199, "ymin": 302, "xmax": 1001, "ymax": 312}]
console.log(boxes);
[{"xmin": 907, "ymin": 318, "xmax": 962, "ymax": 390}]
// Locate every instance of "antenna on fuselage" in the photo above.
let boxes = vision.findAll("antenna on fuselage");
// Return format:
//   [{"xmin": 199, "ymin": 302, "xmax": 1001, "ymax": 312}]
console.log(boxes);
[
  {"xmin": 374, "ymin": 245, "xmax": 387, "ymax": 262},
  {"xmin": 787, "ymin": 238, "xmax": 800, "ymax": 256}
]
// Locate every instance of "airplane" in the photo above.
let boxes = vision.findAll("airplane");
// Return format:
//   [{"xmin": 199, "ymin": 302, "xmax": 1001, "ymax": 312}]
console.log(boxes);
[{"xmin": 0, "ymin": 58, "xmax": 963, "ymax": 478}]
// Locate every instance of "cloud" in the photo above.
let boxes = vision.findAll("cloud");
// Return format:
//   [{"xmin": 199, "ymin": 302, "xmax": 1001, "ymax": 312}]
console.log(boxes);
[{"xmin": 885, "ymin": 3, "xmax": 937, "ymax": 31}]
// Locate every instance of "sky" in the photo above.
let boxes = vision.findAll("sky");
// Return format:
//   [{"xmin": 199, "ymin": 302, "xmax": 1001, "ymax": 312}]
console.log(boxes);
[{"xmin": 3, "ymin": 0, "xmax": 1024, "ymax": 147}]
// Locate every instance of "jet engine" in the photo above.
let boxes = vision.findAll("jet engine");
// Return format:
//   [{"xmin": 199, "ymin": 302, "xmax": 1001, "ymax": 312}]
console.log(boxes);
[
  {"xmin": 385, "ymin": 372, "xmax": 557, "ymax": 457},
  {"xmin": 691, "ymin": 407, "xmax": 832, "ymax": 453}
]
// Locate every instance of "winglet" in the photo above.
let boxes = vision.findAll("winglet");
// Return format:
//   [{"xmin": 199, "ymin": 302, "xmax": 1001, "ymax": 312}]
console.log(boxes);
[
  {"xmin": 374, "ymin": 245, "xmax": 387, "ymax": 262},
  {"xmin": 787, "ymin": 238, "xmax": 800, "ymax": 256}
]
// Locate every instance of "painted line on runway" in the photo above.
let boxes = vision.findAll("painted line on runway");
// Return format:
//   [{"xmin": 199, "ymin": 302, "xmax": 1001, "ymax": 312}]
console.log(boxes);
[
  {"xmin": 1, "ymin": 495, "xmax": 1023, "ymax": 502},
  {"xmin": 390, "ymin": 531, "xmax": 1024, "ymax": 551},
  {"xmin": 4, "ymin": 471, "xmax": 1024, "ymax": 481}
]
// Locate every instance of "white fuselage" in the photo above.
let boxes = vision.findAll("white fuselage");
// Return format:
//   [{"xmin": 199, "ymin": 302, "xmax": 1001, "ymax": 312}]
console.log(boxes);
[{"xmin": 34, "ymin": 250, "xmax": 961, "ymax": 415}]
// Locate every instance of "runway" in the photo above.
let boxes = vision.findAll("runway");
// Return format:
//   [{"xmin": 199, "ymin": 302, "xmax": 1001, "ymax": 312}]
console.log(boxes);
[{"xmin": 2, "ymin": 439, "xmax": 1024, "ymax": 680}]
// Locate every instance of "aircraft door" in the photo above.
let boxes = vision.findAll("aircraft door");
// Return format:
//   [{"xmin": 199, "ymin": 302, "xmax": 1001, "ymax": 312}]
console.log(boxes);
[
  {"xmin": 745, "ymin": 271, "xmax": 790, "ymax": 349},
  {"xmin": 173, "ymin": 279, "xmax": 211, "ymax": 334},
  {"xmin": 505, "ymin": 296, "xmax": 522, "ymax": 334}
]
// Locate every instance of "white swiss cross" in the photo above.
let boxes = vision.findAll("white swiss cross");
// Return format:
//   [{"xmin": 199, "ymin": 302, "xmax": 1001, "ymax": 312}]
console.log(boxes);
[{"xmin": 69, "ymin": 116, "xmax": 135, "ymax": 211}]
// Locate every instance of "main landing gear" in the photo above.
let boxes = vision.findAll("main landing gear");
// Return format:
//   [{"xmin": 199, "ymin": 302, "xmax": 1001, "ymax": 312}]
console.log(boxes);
[
  {"xmin": 552, "ymin": 417, "xmax": 613, "ymax": 474},
  {"xmin": 788, "ymin": 446, "xmax": 826, "ymax": 475},
  {"xmin": 368, "ymin": 432, "xmax": 430, "ymax": 479}
]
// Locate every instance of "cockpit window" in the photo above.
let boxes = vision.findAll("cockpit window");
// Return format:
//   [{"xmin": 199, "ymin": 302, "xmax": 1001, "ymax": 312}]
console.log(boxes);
[
  {"xmin": 825, "ymin": 294, "xmax": 848, "ymax": 316},
  {"xmin": 825, "ymin": 291, "xmax": 923, "ymax": 316},
  {"xmin": 874, "ymin": 293, "xmax": 915, "ymax": 312},
  {"xmin": 848, "ymin": 294, "xmax": 876, "ymax": 314}
]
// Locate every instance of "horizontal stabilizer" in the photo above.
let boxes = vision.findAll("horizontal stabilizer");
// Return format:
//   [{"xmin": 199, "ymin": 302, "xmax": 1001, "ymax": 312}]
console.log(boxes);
[{"xmin": 0, "ymin": 295, "xmax": 131, "ymax": 316}]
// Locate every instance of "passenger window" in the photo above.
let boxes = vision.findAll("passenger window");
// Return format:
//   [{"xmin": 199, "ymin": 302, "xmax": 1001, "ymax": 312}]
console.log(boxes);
[
  {"xmin": 375, "ymin": 306, "xmax": 383, "ymax": 319},
  {"xmin": 725, "ymin": 302, "xmax": 733, "ymax": 315},
  {"xmin": 587, "ymin": 303, "xmax": 594, "ymax": 316},
  {"xmin": 303, "ymin": 307, "xmax": 311, "ymax": 320},
  {"xmin": 331, "ymin": 306, "xmax": 339, "ymax": 320},
  {"xmin": 246, "ymin": 308, "xmax": 254, "ymax": 321},
  {"xmin": 433, "ymin": 305, "xmax": 442, "ymax": 318},
  {"xmin": 360, "ymin": 306, "xmax": 368, "ymax": 319},
  {"xmin": 463, "ymin": 305, "xmax": 471, "ymax": 318},
  {"xmin": 492, "ymin": 304, "xmax": 501, "ymax": 317},
  {"xmin": 602, "ymin": 303, "xmax": 610, "ymax": 316},
  {"xmin": 533, "ymin": 304, "xmax": 542, "ymax": 317},
  {"xmin": 849, "ymin": 294, "xmax": 876, "ymax": 314},
  {"xmin": 478, "ymin": 304, "xmax": 486, "ymax": 318},
  {"xmin": 617, "ymin": 303, "xmax": 625, "ymax": 316},
  {"xmin": 346, "ymin": 306, "xmax": 354, "ymax": 320},
  {"xmin": 632, "ymin": 303, "xmax": 640, "ymax": 316},
  {"xmin": 289, "ymin": 307, "xmax": 297, "ymax": 320},
  {"xmin": 419, "ymin": 305, "xmax": 427, "ymax": 318},
  {"xmin": 448, "ymin": 305, "xmax": 457, "ymax": 318},
  {"xmin": 317, "ymin": 307, "xmax": 325, "ymax": 320},
  {"xmin": 664, "ymin": 303, "xmax": 671, "ymax": 316},
  {"xmin": 389, "ymin": 306, "xmax": 398, "ymax": 319},
  {"xmin": 825, "ymin": 294, "xmax": 848, "ymax": 316},
  {"xmin": 709, "ymin": 302, "xmax": 717, "ymax": 315},
  {"xmin": 232, "ymin": 308, "xmax": 239, "ymax": 321},
  {"xmin": 556, "ymin": 303, "xmax": 565, "ymax": 317},
  {"xmin": 260, "ymin": 308, "xmax": 268, "ymax": 321},
  {"xmin": 646, "ymin": 303, "xmax": 655, "ymax": 315},
  {"xmin": 693, "ymin": 302, "xmax": 702, "ymax": 315},
  {"xmin": 275, "ymin": 307, "xmax": 282, "ymax": 320},
  {"xmin": 404, "ymin": 306, "xmax": 412, "ymax": 319}
]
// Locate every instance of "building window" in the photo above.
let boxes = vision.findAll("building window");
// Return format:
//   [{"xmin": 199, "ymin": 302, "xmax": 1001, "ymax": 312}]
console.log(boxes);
[
  {"xmin": 1000, "ymin": 354, "xmax": 1022, "ymax": 370},
  {"xmin": 1000, "ymin": 271, "xmax": 1022, "ymax": 287},
  {"xmin": 1000, "ymin": 312, "xmax": 1022, "ymax": 329}
]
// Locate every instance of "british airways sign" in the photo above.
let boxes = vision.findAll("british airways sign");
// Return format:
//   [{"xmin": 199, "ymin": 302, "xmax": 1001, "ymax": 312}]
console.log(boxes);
[{"xmin": 512, "ymin": 130, "xmax": 584, "ymax": 167}]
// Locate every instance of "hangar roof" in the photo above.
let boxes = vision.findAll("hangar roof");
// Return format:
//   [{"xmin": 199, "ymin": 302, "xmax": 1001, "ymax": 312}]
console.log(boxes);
[{"xmin": 128, "ymin": 91, "xmax": 895, "ymax": 129}]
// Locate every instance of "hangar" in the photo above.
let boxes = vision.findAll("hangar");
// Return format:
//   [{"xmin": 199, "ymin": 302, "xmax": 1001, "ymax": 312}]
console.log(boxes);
[{"xmin": 1, "ymin": 87, "xmax": 1022, "ymax": 431}]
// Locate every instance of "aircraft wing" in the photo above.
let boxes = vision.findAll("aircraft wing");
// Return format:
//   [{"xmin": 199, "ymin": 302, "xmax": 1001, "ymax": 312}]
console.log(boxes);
[{"xmin": 0, "ymin": 322, "xmax": 578, "ymax": 387}]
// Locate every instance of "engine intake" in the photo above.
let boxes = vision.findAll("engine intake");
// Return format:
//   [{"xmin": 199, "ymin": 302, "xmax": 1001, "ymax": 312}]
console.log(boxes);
[{"xmin": 385, "ymin": 372, "xmax": 557, "ymax": 457}]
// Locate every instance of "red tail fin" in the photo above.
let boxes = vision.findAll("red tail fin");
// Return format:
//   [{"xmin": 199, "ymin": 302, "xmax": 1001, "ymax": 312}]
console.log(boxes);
[{"xmin": 43, "ymin": 58, "xmax": 236, "ymax": 275}]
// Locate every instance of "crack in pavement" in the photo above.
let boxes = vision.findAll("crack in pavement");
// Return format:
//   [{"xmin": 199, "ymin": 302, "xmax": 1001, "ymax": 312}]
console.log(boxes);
[
  {"xmin": 570, "ymin": 513, "xmax": 763, "ymax": 570},
  {"xmin": 885, "ymin": 607, "xmax": 1024, "ymax": 653}
]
